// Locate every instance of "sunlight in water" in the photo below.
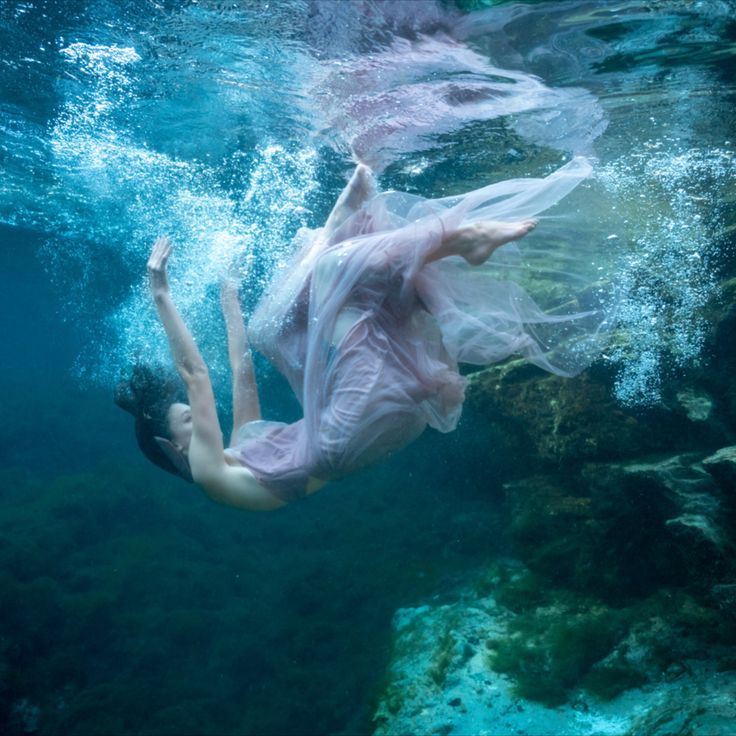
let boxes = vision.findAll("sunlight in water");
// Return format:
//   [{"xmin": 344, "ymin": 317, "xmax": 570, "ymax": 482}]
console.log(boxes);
[
  {"xmin": 6, "ymin": 0, "xmax": 733, "ymax": 406},
  {"xmin": 46, "ymin": 41, "xmax": 319, "ymax": 385}
]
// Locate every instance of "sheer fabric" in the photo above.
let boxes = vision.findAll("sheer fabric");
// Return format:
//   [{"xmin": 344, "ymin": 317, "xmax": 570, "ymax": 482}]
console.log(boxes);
[{"xmin": 228, "ymin": 157, "xmax": 610, "ymax": 501}]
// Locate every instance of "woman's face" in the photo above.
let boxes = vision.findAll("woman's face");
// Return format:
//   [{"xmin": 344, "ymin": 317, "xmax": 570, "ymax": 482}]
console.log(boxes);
[{"xmin": 167, "ymin": 402, "xmax": 193, "ymax": 452}]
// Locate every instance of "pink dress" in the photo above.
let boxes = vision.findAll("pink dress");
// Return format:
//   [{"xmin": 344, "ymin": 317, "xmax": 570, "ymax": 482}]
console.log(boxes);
[{"xmin": 226, "ymin": 157, "xmax": 609, "ymax": 502}]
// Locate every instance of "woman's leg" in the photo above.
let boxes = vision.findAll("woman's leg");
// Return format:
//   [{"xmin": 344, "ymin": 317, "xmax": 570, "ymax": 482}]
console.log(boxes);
[
  {"xmin": 324, "ymin": 163, "xmax": 536, "ymax": 266},
  {"xmin": 428, "ymin": 219, "xmax": 538, "ymax": 266},
  {"xmin": 323, "ymin": 163, "xmax": 376, "ymax": 238}
]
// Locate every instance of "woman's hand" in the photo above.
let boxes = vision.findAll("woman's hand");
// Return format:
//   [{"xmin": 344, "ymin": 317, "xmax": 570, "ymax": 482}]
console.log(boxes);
[{"xmin": 147, "ymin": 235, "xmax": 172, "ymax": 299}]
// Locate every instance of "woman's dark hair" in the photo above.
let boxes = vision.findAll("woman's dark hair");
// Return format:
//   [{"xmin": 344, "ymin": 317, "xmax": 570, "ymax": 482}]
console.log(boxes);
[{"xmin": 114, "ymin": 363, "xmax": 188, "ymax": 479}]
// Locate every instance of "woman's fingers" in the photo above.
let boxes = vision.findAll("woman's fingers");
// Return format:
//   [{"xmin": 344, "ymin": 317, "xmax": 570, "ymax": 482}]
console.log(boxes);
[
  {"xmin": 147, "ymin": 236, "xmax": 173, "ymax": 296},
  {"xmin": 148, "ymin": 235, "xmax": 172, "ymax": 271},
  {"xmin": 154, "ymin": 235, "xmax": 171, "ymax": 262}
]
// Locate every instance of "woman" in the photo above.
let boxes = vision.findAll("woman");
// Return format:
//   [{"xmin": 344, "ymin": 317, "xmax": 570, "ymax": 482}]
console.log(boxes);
[{"xmin": 117, "ymin": 159, "xmax": 604, "ymax": 510}]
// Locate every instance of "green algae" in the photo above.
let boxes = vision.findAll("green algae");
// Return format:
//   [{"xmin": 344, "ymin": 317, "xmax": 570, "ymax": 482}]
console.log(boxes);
[
  {"xmin": 487, "ymin": 604, "xmax": 624, "ymax": 706},
  {"xmin": 489, "ymin": 570, "xmax": 548, "ymax": 614},
  {"xmin": 0, "ymin": 444, "xmax": 507, "ymax": 736},
  {"xmin": 485, "ymin": 573, "xmax": 736, "ymax": 707},
  {"xmin": 581, "ymin": 662, "xmax": 648, "ymax": 701}
]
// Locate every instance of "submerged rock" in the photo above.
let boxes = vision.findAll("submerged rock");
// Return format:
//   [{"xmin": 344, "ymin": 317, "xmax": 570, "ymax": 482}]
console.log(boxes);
[
  {"xmin": 420, "ymin": 280, "xmax": 736, "ymax": 736},
  {"xmin": 626, "ymin": 676, "xmax": 736, "ymax": 736},
  {"xmin": 702, "ymin": 445, "xmax": 736, "ymax": 492},
  {"xmin": 465, "ymin": 360, "xmax": 725, "ymax": 468},
  {"xmin": 502, "ymin": 475, "xmax": 597, "ymax": 587},
  {"xmin": 711, "ymin": 583, "xmax": 736, "ymax": 617},
  {"xmin": 676, "ymin": 388, "xmax": 714, "ymax": 423},
  {"xmin": 499, "ymin": 451, "xmax": 735, "ymax": 598},
  {"xmin": 466, "ymin": 361, "xmax": 644, "ymax": 465},
  {"xmin": 698, "ymin": 276, "xmax": 736, "ymax": 433},
  {"xmin": 583, "ymin": 454, "xmax": 735, "ymax": 593},
  {"xmin": 373, "ymin": 570, "xmax": 736, "ymax": 736}
]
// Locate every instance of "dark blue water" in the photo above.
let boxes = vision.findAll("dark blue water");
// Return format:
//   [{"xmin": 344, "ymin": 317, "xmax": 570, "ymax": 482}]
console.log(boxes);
[{"xmin": 2, "ymin": 1, "xmax": 736, "ymax": 734}]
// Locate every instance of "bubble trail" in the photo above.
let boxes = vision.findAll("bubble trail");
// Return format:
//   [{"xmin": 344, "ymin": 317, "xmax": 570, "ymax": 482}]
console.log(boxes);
[
  {"xmin": 45, "ymin": 40, "xmax": 320, "ymax": 387},
  {"xmin": 598, "ymin": 145, "xmax": 734, "ymax": 405}
]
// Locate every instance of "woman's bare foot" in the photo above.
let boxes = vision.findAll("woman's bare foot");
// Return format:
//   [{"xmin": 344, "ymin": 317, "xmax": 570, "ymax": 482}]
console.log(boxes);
[
  {"xmin": 324, "ymin": 163, "xmax": 376, "ymax": 236},
  {"xmin": 433, "ymin": 219, "xmax": 538, "ymax": 265},
  {"xmin": 343, "ymin": 163, "xmax": 376, "ymax": 211}
]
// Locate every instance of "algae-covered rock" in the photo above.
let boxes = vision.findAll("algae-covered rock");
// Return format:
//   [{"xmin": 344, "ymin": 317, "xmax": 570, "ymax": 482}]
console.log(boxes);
[
  {"xmin": 498, "ymin": 452, "xmax": 735, "ymax": 598},
  {"xmin": 373, "ymin": 589, "xmax": 612, "ymax": 736},
  {"xmin": 710, "ymin": 583, "xmax": 736, "ymax": 619},
  {"xmin": 373, "ymin": 568, "xmax": 736, "ymax": 736},
  {"xmin": 699, "ymin": 277, "xmax": 736, "ymax": 433},
  {"xmin": 707, "ymin": 277, "xmax": 736, "ymax": 365},
  {"xmin": 465, "ymin": 361, "xmax": 711, "ymax": 466},
  {"xmin": 487, "ymin": 601, "xmax": 627, "ymax": 706},
  {"xmin": 702, "ymin": 445, "xmax": 736, "ymax": 493},
  {"xmin": 582, "ymin": 454, "xmax": 734, "ymax": 595},
  {"xmin": 502, "ymin": 475, "xmax": 597, "ymax": 587},
  {"xmin": 675, "ymin": 388, "xmax": 714, "ymax": 423},
  {"xmin": 373, "ymin": 598, "xmax": 507, "ymax": 736}
]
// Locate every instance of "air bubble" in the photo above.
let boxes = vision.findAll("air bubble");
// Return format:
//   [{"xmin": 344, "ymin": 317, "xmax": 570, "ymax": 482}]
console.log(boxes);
[{"xmin": 599, "ymin": 146, "xmax": 733, "ymax": 405}]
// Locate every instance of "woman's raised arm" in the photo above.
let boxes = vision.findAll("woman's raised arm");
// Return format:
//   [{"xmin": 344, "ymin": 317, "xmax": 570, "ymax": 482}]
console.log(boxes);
[
  {"xmin": 147, "ymin": 236, "xmax": 226, "ymax": 480},
  {"xmin": 220, "ymin": 275, "xmax": 261, "ymax": 447},
  {"xmin": 147, "ymin": 237, "xmax": 281, "ymax": 511}
]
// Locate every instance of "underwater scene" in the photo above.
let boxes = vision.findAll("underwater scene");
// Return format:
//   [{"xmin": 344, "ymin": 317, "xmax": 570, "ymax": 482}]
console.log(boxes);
[{"xmin": 2, "ymin": 0, "xmax": 736, "ymax": 733}]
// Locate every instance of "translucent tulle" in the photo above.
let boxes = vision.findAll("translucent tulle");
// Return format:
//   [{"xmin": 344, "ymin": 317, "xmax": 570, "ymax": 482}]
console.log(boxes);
[{"xmin": 230, "ymin": 157, "xmax": 611, "ymax": 501}]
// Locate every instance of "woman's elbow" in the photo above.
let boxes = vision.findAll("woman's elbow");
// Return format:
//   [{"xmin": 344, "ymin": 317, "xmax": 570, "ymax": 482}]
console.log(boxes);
[{"xmin": 180, "ymin": 363, "xmax": 210, "ymax": 387}]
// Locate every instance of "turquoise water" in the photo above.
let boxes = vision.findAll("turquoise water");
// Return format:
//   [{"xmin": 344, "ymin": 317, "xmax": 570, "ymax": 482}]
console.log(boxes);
[{"xmin": 1, "ymin": 1, "xmax": 735, "ymax": 734}]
